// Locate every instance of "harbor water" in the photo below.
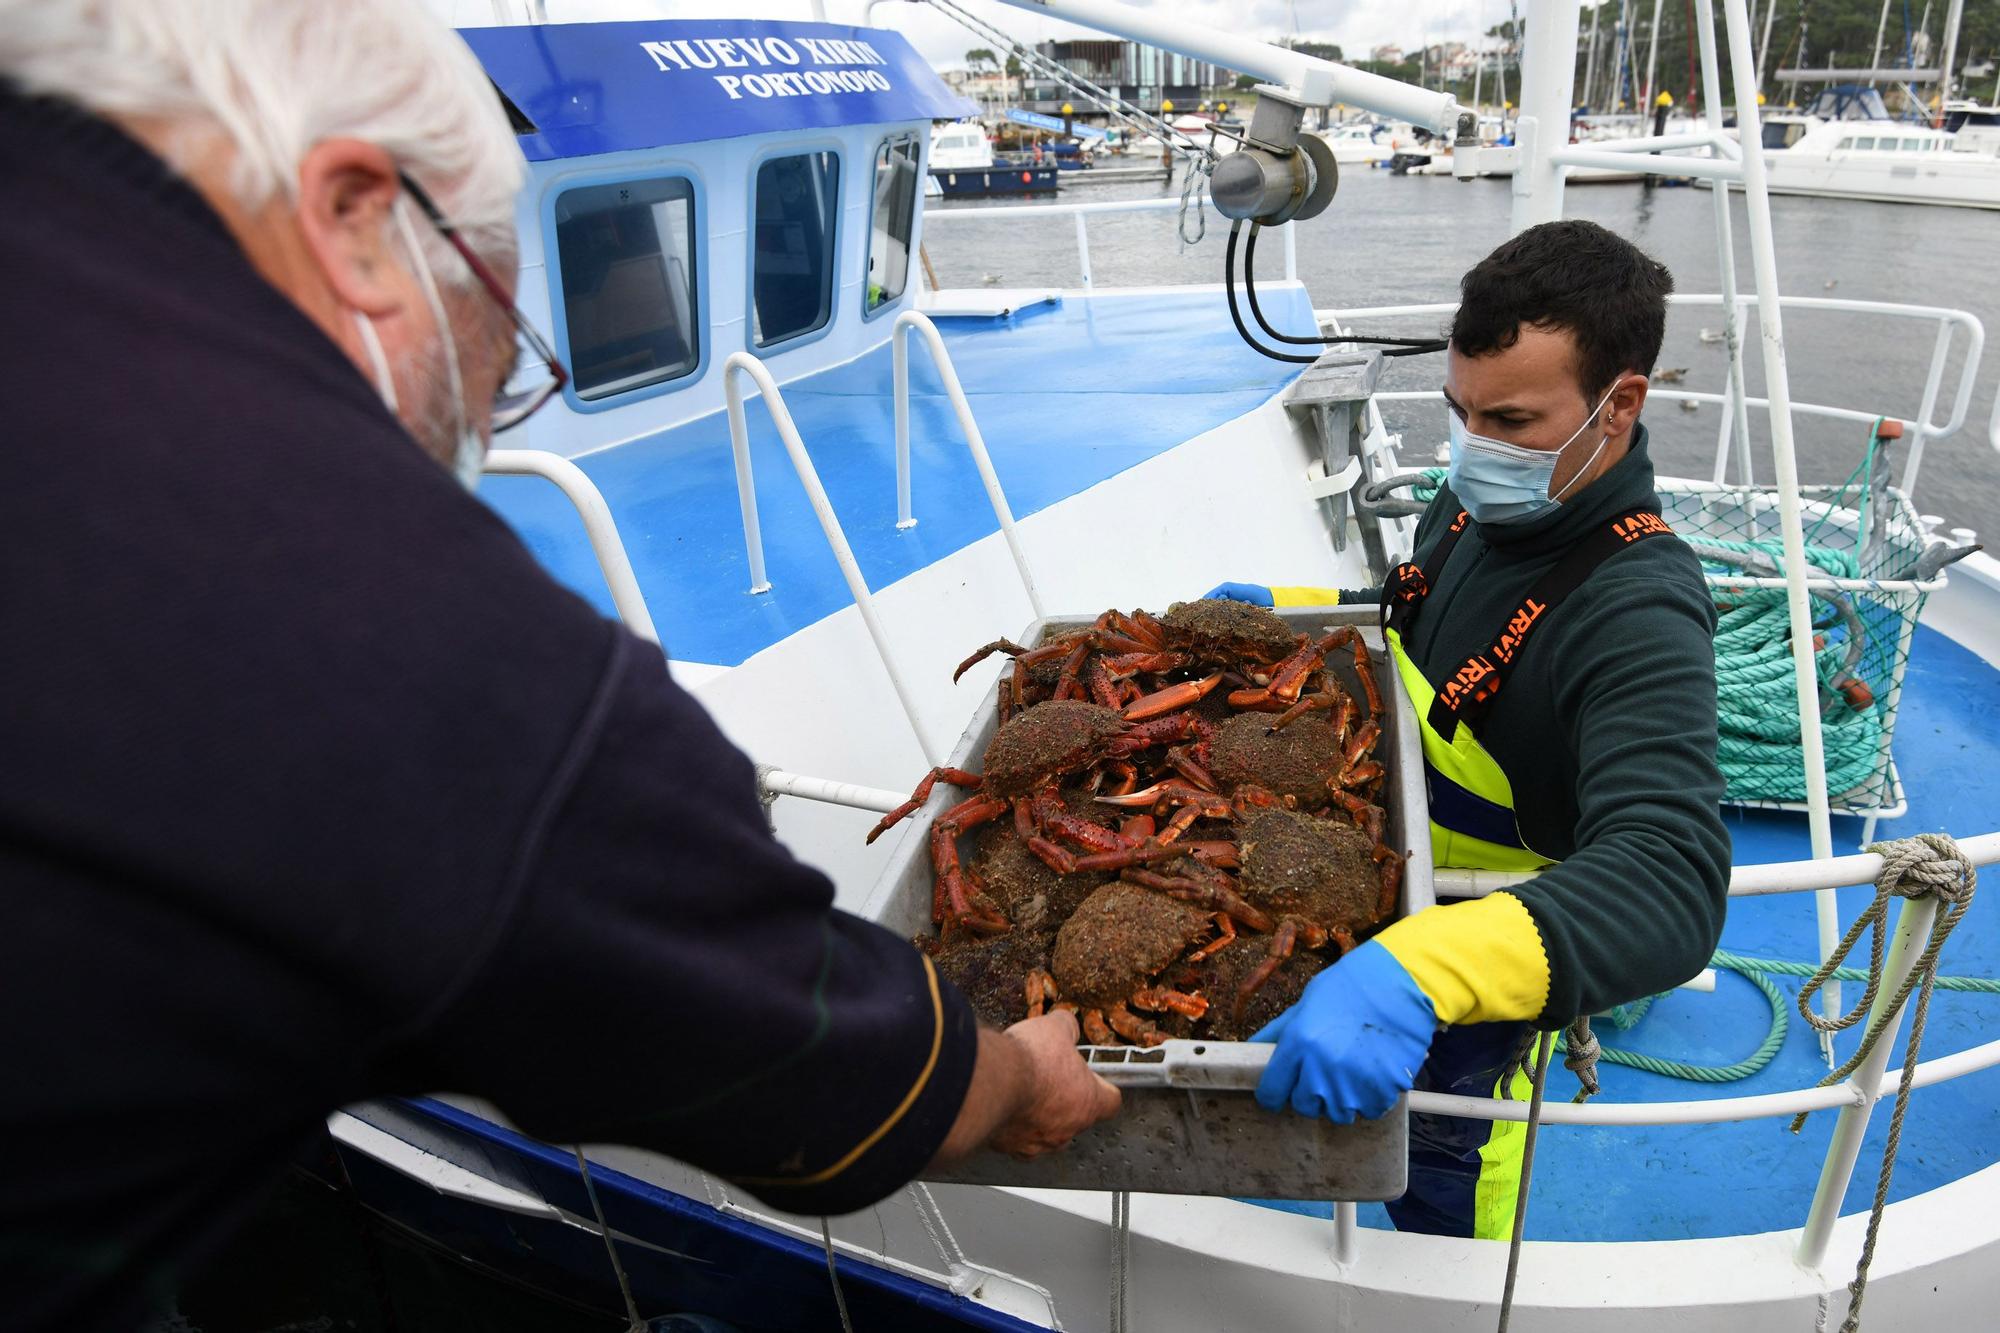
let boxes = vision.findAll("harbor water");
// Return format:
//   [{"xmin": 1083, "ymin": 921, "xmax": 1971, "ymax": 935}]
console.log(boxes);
[
  {"xmin": 158, "ymin": 168, "xmax": 1995, "ymax": 1333},
  {"xmin": 930, "ymin": 166, "xmax": 2000, "ymax": 538}
]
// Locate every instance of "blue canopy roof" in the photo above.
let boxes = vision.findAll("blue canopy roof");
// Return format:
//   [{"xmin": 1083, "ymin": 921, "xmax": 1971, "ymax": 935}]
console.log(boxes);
[{"xmin": 460, "ymin": 20, "xmax": 978, "ymax": 161}]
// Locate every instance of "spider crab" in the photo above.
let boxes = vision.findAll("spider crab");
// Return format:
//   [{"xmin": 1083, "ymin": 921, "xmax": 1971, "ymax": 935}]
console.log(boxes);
[
  {"xmin": 864, "ymin": 700, "xmax": 1208, "ymax": 935},
  {"xmin": 1028, "ymin": 882, "xmax": 1233, "ymax": 1046}
]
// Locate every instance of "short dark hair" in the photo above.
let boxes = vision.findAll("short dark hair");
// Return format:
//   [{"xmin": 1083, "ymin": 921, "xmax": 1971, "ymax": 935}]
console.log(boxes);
[{"xmin": 1449, "ymin": 220, "xmax": 1673, "ymax": 399}]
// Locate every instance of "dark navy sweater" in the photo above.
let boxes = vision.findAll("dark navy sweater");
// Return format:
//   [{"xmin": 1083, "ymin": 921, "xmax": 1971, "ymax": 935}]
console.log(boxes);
[{"xmin": 0, "ymin": 91, "xmax": 975, "ymax": 1332}]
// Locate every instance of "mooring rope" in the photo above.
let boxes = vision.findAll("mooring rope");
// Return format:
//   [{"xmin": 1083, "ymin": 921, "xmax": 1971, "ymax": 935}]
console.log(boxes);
[
  {"xmin": 1497, "ymin": 1030, "xmax": 1557, "ymax": 1333},
  {"xmin": 1790, "ymin": 833, "xmax": 1977, "ymax": 1332}
]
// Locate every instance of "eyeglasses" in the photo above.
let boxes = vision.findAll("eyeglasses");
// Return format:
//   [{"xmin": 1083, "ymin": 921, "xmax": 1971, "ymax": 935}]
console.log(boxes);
[{"xmin": 399, "ymin": 172, "xmax": 568, "ymax": 433}]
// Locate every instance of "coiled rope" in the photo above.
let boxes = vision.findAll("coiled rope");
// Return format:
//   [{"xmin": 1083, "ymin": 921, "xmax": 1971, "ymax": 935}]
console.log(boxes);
[{"xmin": 1395, "ymin": 466, "xmax": 1892, "ymax": 803}]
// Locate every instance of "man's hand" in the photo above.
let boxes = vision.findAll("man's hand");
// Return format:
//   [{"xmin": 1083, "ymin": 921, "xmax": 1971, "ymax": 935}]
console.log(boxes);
[
  {"xmin": 1251, "ymin": 940, "xmax": 1439, "ymax": 1123},
  {"xmin": 987, "ymin": 1011, "xmax": 1121, "ymax": 1159},
  {"xmin": 929, "ymin": 1012, "xmax": 1120, "ymax": 1167},
  {"xmin": 1203, "ymin": 581, "xmax": 1276, "ymax": 606}
]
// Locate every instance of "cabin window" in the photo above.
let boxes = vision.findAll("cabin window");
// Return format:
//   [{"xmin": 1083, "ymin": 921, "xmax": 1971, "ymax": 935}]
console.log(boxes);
[
  {"xmin": 554, "ymin": 176, "xmax": 699, "ymax": 401},
  {"xmin": 1762, "ymin": 121, "xmax": 1806, "ymax": 150},
  {"xmin": 752, "ymin": 150, "xmax": 840, "ymax": 348},
  {"xmin": 1900, "ymin": 138, "xmax": 1923, "ymax": 151},
  {"xmin": 1853, "ymin": 136, "xmax": 1877, "ymax": 150},
  {"xmin": 866, "ymin": 135, "xmax": 920, "ymax": 314}
]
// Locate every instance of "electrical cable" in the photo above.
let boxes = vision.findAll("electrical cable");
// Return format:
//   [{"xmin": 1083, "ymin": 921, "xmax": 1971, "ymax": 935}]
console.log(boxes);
[
  {"xmin": 1242, "ymin": 224, "xmax": 1446, "ymax": 349},
  {"xmin": 1223, "ymin": 221, "xmax": 1450, "ymax": 365}
]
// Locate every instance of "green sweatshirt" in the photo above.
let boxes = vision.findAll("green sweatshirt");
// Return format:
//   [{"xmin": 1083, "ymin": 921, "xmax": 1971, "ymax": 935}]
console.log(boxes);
[{"xmin": 1401, "ymin": 424, "xmax": 1731, "ymax": 1026}]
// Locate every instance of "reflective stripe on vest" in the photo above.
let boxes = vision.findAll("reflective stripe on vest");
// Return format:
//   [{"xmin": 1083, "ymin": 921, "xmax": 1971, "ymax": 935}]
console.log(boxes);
[
  {"xmin": 1386, "ymin": 625, "xmax": 1555, "ymax": 872},
  {"xmin": 1384, "ymin": 504, "xmax": 1676, "ymax": 872}
]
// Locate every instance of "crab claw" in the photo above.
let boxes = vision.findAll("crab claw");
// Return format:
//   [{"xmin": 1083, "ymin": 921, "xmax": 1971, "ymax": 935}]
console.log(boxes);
[{"xmin": 1123, "ymin": 671, "xmax": 1224, "ymax": 722}]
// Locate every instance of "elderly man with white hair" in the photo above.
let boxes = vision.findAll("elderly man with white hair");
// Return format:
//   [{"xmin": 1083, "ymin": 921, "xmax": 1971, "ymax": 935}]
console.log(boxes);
[{"xmin": 0, "ymin": 4, "xmax": 1120, "ymax": 1329}]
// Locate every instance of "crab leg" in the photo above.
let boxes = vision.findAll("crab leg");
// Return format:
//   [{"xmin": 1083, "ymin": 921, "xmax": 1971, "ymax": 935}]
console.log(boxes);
[
  {"xmin": 1104, "ymin": 1002, "xmax": 1168, "ymax": 1047},
  {"xmin": 1348, "ymin": 632, "xmax": 1385, "ymax": 720},
  {"xmin": 1229, "ymin": 627, "xmax": 1362, "ymax": 709},
  {"xmin": 1181, "ymin": 912, "xmax": 1238, "ymax": 963},
  {"xmin": 1121, "ymin": 868, "xmax": 1274, "ymax": 933},
  {"xmin": 1236, "ymin": 918, "xmax": 1303, "ymax": 1017},
  {"xmin": 1032, "ymin": 786, "xmax": 1134, "ymax": 854},
  {"xmin": 1080, "ymin": 1008, "xmax": 1119, "ymax": 1045},
  {"xmin": 1373, "ymin": 844, "xmax": 1405, "ymax": 923},
  {"xmin": 1026, "ymin": 968, "xmax": 1059, "ymax": 1018},
  {"xmin": 1084, "ymin": 655, "xmax": 1123, "ymax": 710},
  {"xmin": 1124, "ymin": 608, "xmax": 1169, "ymax": 651},
  {"xmin": 1131, "ymin": 986, "xmax": 1210, "ymax": 1019},
  {"xmin": 1068, "ymin": 841, "xmax": 1191, "ymax": 874},
  {"xmin": 1328, "ymin": 791, "xmax": 1386, "ymax": 843},
  {"xmin": 929, "ymin": 794, "xmax": 1011, "ymax": 932},
  {"xmin": 1123, "ymin": 670, "xmax": 1224, "ymax": 722},
  {"xmin": 866, "ymin": 766, "xmax": 983, "ymax": 844}
]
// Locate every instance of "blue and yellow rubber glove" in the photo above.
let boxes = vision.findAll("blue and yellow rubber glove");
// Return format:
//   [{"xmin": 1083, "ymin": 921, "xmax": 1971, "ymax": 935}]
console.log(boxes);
[
  {"xmin": 1253, "ymin": 895, "xmax": 1551, "ymax": 1123},
  {"xmin": 1203, "ymin": 582, "xmax": 1349, "ymax": 607}
]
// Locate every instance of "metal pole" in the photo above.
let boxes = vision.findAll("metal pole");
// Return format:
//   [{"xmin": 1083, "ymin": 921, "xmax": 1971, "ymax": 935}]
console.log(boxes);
[
  {"xmin": 986, "ymin": 0, "xmax": 1461, "ymax": 130},
  {"xmin": 1756, "ymin": 0, "xmax": 1779, "ymax": 99},
  {"xmin": 1074, "ymin": 210, "xmax": 1094, "ymax": 289},
  {"xmin": 1694, "ymin": 0, "xmax": 1756, "ymax": 490},
  {"xmin": 1720, "ymin": 0, "xmax": 1845, "ymax": 1065},
  {"xmin": 1585, "ymin": 2, "xmax": 1604, "ymax": 108},
  {"xmin": 1898, "ymin": 320, "xmax": 1954, "ymax": 493},
  {"xmin": 893, "ymin": 314, "xmax": 1047, "ymax": 619},
  {"xmin": 1937, "ymin": 0, "xmax": 1965, "ymax": 115},
  {"xmin": 724, "ymin": 353, "xmax": 939, "ymax": 763},
  {"xmin": 723, "ymin": 374, "xmax": 774, "ymax": 595},
  {"xmin": 893, "ymin": 323, "xmax": 916, "ymax": 530},
  {"xmin": 1795, "ymin": 895, "xmax": 1941, "ymax": 1269},
  {"xmin": 1512, "ymin": 0, "xmax": 1587, "ymax": 231},
  {"xmin": 1332, "ymin": 1201, "xmax": 1358, "ymax": 1265},
  {"xmin": 1868, "ymin": 0, "xmax": 1894, "ymax": 88},
  {"xmin": 1282, "ymin": 221, "xmax": 1297, "ymax": 281},
  {"xmin": 482, "ymin": 450, "xmax": 660, "ymax": 644},
  {"xmin": 1643, "ymin": 0, "xmax": 1665, "ymax": 110}
]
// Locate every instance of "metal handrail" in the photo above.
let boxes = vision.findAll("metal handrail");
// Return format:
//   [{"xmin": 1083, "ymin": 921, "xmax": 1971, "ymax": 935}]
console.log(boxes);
[
  {"xmin": 891, "ymin": 310, "xmax": 1045, "ymax": 620},
  {"xmin": 924, "ymin": 195, "xmax": 1299, "ymax": 283},
  {"xmin": 481, "ymin": 449, "xmax": 659, "ymax": 644},
  {"xmin": 1323, "ymin": 294, "xmax": 1985, "ymax": 466},
  {"xmin": 721, "ymin": 352, "xmax": 940, "ymax": 764}
]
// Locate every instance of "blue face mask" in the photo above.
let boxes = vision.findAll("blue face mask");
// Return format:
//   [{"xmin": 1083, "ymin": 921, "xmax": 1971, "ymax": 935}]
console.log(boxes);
[{"xmin": 1447, "ymin": 383, "xmax": 1619, "ymax": 525}]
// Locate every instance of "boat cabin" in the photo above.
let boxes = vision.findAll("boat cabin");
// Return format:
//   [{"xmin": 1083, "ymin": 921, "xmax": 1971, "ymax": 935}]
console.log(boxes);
[{"xmin": 461, "ymin": 19, "xmax": 975, "ymax": 458}]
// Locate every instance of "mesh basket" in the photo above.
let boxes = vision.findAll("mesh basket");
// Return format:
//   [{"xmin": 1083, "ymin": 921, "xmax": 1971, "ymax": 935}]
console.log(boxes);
[{"xmin": 1656, "ymin": 481, "xmax": 1945, "ymax": 818}]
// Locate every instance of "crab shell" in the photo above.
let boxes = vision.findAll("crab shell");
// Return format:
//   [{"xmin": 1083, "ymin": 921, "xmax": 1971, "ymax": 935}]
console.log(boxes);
[
  {"xmin": 977, "ymin": 699, "xmax": 1130, "ymax": 798},
  {"xmin": 1159, "ymin": 599, "xmax": 1300, "ymax": 664},
  {"xmin": 1235, "ymin": 807, "xmax": 1384, "ymax": 935},
  {"xmin": 1051, "ymin": 882, "xmax": 1214, "ymax": 1008},
  {"xmin": 1207, "ymin": 711, "xmax": 1345, "ymax": 809}
]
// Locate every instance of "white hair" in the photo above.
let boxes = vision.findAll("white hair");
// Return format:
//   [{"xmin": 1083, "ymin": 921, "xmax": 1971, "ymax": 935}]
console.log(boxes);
[{"xmin": 0, "ymin": 0, "xmax": 525, "ymax": 265}]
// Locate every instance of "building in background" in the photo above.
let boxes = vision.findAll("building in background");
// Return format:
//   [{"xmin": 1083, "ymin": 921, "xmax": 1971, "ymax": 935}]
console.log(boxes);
[{"xmin": 1019, "ymin": 38, "xmax": 1230, "ymax": 113}]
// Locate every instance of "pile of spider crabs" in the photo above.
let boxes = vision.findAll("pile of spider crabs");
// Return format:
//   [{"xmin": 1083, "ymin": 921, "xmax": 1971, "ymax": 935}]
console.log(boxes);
[{"xmin": 867, "ymin": 600, "xmax": 1407, "ymax": 1048}]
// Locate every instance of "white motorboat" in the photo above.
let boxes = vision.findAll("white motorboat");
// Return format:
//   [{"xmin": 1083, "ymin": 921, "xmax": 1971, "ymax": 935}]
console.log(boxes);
[
  {"xmin": 1318, "ymin": 122, "xmax": 1394, "ymax": 166},
  {"xmin": 1719, "ymin": 85, "xmax": 2000, "ymax": 209},
  {"xmin": 929, "ymin": 119, "xmax": 995, "ymax": 170}
]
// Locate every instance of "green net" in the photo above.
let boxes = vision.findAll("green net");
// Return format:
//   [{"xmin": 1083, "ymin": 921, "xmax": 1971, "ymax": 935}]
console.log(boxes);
[{"xmin": 1405, "ymin": 432, "xmax": 1940, "ymax": 816}]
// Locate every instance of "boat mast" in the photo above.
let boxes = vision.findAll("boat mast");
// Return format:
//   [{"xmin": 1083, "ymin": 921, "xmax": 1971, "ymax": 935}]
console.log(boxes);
[
  {"xmin": 1643, "ymin": 0, "xmax": 1665, "ymax": 109},
  {"xmin": 1937, "ymin": 0, "xmax": 1964, "ymax": 114}
]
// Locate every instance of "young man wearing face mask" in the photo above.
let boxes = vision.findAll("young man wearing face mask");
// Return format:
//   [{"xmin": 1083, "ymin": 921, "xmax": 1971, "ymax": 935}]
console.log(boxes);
[{"xmin": 1209, "ymin": 220, "xmax": 1730, "ymax": 1239}]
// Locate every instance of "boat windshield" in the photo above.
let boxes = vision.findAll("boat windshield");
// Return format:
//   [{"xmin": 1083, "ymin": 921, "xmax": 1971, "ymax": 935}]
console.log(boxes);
[{"xmin": 1804, "ymin": 85, "xmax": 1892, "ymax": 121}]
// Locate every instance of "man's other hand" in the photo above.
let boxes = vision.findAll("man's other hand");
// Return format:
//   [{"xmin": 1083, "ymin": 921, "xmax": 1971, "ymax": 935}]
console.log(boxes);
[
  {"xmin": 988, "ymin": 1011, "xmax": 1121, "ymax": 1160},
  {"xmin": 1251, "ymin": 940, "xmax": 1438, "ymax": 1123}
]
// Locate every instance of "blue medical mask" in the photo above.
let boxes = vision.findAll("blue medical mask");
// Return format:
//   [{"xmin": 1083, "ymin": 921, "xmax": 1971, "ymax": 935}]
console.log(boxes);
[{"xmin": 1446, "ymin": 383, "xmax": 1619, "ymax": 525}]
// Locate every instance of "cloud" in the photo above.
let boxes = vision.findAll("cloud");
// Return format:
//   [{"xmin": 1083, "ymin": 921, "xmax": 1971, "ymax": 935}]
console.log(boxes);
[{"xmin": 446, "ymin": 0, "xmax": 1501, "ymax": 70}]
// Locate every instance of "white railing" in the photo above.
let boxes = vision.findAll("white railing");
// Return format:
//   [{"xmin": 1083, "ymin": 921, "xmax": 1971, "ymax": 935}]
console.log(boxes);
[
  {"xmin": 1318, "ymin": 294, "xmax": 1985, "ymax": 497},
  {"xmin": 923, "ymin": 195, "xmax": 1297, "ymax": 289},
  {"xmin": 721, "ymin": 352, "xmax": 940, "ymax": 764},
  {"xmin": 481, "ymin": 449, "xmax": 658, "ymax": 644},
  {"xmin": 892, "ymin": 310, "xmax": 1046, "ymax": 619}
]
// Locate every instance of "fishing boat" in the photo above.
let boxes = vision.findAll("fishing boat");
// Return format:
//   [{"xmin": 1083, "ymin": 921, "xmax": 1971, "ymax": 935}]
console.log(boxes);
[
  {"xmin": 334, "ymin": 4, "xmax": 2000, "ymax": 1329},
  {"xmin": 931, "ymin": 119, "xmax": 1060, "ymax": 198}
]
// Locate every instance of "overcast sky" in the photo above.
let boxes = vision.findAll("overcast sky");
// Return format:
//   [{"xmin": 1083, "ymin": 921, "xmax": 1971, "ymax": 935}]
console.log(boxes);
[{"xmin": 443, "ymin": 1, "xmax": 1507, "ymax": 66}]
